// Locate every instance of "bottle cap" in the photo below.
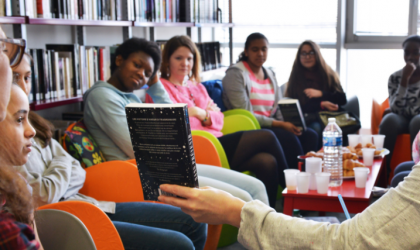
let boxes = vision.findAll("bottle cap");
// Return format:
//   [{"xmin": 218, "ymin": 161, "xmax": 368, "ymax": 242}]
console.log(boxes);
[{"xmin": 328, "ymin": 118, "xmax": 336, "ymax": 122}]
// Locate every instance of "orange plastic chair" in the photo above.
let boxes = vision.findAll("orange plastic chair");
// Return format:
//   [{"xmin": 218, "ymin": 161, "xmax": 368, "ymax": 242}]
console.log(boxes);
[
  {"xmin": 371, "ymin": 98, "xmax": 412, "ymax": 183},
  {"xmin": 87, "ymin": 160, "xmax": 222, "ymax": 250},
  {"xmin": 192, "ymin": 135, "xmax": 222, "ymax": 167},
  {"xmin": 38, "ymin": 200, "xmax": 124, "ymax": 250},
  {"xmin": 79, "ymin": 160, "xmax": 144, "ymax": 202}
]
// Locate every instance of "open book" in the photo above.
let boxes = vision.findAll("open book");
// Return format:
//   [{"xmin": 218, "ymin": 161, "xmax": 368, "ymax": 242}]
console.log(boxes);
[
  {"xmin": 278, "ymin": 99, "xmax": 307, "ymax": 131},
  {"xmin": 125, "ymin": 103, "xmax": 199, "ymax": 201}
]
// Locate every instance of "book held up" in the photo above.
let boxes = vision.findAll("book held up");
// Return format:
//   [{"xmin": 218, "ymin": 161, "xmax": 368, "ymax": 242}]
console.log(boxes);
[
  {"xmin": 125, "ymin": 103, "xmax": 199, "ymax": 201},
  {"xmin": 278, "ymin": 99, "xmax": 307, "ymax": 131}
]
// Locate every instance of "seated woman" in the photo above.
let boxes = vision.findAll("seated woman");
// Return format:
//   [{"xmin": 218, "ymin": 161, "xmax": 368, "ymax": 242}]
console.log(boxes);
[
  {"xmin": 0, "ymin": 25, "xmax": 41, "ymax": 250},
  {"xmin": 82, "ymin": 38, "xmax": 270, "ymax": 207},
  {"xmin": 380, "ymin": 35, "xmax": 420, "ymax": 175},
  {"xmin": 222, "ymin": 33, "xmax": 318, "ymax": 169},
  {"xmin": 12, "ymin": 54, "xmax": 207, "ymax": 250},
  {"xmin": 159, "ymin": 35, "xmax": 291, "ymax": 208},
  {"xmin": 0, "ymin": 85, "xmax": 41, "ymax": 250},
  {"xmin": 285, "ymin": 40, "xmax": 347, "ymax": 148}
]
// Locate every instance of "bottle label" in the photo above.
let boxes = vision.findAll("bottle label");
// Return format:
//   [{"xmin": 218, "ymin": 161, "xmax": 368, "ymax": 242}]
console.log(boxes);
[{"xmin": 323, "ymin": 136, "xmax": 342, "ymax": 147}]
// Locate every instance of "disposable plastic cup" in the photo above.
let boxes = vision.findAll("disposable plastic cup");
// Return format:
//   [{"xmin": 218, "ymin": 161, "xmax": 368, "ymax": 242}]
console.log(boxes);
[
  {"xmin": 284, "ymin": 169, "xmax": 300, "ymax": 191},
  {"xmin": 305, "ymin": 157, "xmax": 322, "ymax": 190},
  {"xmin": 348, "ymin": 134, "xmax": 360, "ymax": 148},
  {"xmin": 362, "ymin": 148, "xmax": 375, "ymax": 166},
  {"xmin": 315, "ymin": 172, "xmax": 331, "ymax": 194},
  {"xmin": 372, "ymin": 135, "xmax": 385, "ymax": 149},
  {"xmin": 361, "ymin": 135, "xmax": 372, "ymax": 147},
  {"xmin": 296, "ymin": 172, "xmax": 311, "ymax": 194},
  {"xmin": 354, "ymin": 167, "xmax": 370, "ymax": 188}
]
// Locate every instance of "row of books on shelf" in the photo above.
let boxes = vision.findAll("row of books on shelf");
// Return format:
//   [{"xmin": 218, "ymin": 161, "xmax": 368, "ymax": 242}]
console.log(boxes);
[
  {"xmin": 1, "ymin": 0, "xmax": 230, "ymax": 23},
  {"xmin": 29, "ymin": 44, "xmax": 115, "ymax": 103},
  {"xmin": 156, "ymin": 40, "xmax": 221, "ymax": 71}
]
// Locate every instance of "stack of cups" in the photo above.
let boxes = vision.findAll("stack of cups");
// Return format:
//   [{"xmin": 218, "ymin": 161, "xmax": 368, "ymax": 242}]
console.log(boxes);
[
  {"xmin": 372, "ymin": 134, "xmax": 385, "ymax": 149},
  {"xmin": 284, "ymin": 169, "xmax": 300, "ymax": 191},
  {"xmin": 305, "ymin": 157, "xmax": 322, "ymax": 190},
  {"xmin": 361, "ymin": 135, "xmax": 372, "ymax": 147},
  {"xmin": 348, "ymin": 134, "xmax": 360, "ymax": 148}
]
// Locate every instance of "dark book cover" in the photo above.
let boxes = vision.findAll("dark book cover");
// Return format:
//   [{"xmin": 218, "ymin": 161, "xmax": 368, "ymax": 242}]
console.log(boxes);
[
  {"xmin": 278, "ymin": 99, "xmax": 307, "ymax": 131},
  {"xmin": 97, "ymin": 0, "xmax": 102, "ymax": 20},
  {"xmin": 213, "ymin": 41, "xmax": 220, "ymax": 68},
  {"xmin": 29, "ymin": 49, "xmax": 39, "ymax": 102},
  {"xmin": 125, "ymin": 103, "xmax": 199, "ymax": 201},
  {"xmin": 35, "ymin": 49, "xmax": 49, "ymax": 101},
  {"xmin": 179, "ymin": 0, "xmax": 190, "ymax": 22},
  {"xmin": 47, "ymin": 50, "xmax": 55, "ymax": 99},
  {"xmin": 46, "ymin": 44, "xmax": 81, "ymax": 96}
]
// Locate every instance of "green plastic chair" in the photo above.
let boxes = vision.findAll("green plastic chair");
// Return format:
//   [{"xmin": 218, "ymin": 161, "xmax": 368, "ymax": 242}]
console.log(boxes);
[
  {"xmin": 223, "ymin": 109, "xmax": 261, "ymax": 129},
  {"xmin": 221, "ymin": 114, "xmax": 257, "ymax": 135},
  {"xmin": 191, "ymin": 130, "xmax": 230, "ymax": 169}
]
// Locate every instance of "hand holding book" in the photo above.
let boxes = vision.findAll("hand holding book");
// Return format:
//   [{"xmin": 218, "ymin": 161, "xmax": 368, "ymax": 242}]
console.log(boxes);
[{"xmin": 272, "ymin": 120, "xmax": 302, "ymax": 136}]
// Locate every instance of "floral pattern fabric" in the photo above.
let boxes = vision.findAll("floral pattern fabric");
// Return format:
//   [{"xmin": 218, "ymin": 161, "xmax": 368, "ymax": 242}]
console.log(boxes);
[{"xmin": 63, "ymin": 120, "xmax": 106, "ymax": 168}]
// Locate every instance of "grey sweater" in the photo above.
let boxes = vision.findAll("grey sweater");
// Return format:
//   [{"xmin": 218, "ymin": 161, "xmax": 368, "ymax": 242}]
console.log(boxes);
[
  {"xmin": 238, "ymin": 164, "xmax": 420, "ymax": 249},
  {"xmin": 15, "ymin": 137, "xmax": 115, "ymax": 213},
  {"xmin": 222, "ymin": 62, "xmax": 283, "ymax": 127},
  {"xmin": 388, "ymin": 69, "xmax": 420, "ymax": 117}
]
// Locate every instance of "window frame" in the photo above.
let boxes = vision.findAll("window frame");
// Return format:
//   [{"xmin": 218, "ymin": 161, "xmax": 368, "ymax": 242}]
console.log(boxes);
[{"xmin": 345, "ymin": 0, "xmax": 419, "ymax": 49}]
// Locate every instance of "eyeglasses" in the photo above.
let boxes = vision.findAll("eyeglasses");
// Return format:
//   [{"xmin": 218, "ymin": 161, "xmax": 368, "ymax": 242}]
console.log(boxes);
[
  {"xmin": 0, "ymin": 38, "xmax": 26, "ymax": 67},
  {"xmin": 300, "ymin": 51, "xmax": 315, "ymax": 58}
]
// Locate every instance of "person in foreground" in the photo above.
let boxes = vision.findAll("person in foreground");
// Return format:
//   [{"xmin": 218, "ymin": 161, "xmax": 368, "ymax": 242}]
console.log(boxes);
[
  {"xmin": 0, "ymin": 25, "xmax": 41, "ymax": 250},
  {"xmin": 83, "ymin": 37, "xmax": 270, "ymax": 207},
  {"xmin": 159, "ymin": 35, "xmax": 291, "ymax": 208},
  {"xmin": 159, "ymin": 163, "xmax": 420, "ymax": 249},
  {"xmin": 12, "ymin": 53, "xmax": 207, "ymax": 250},
  {"xmin": 222, "ymin": 33, "xmax": 318, "ymax": 169}
]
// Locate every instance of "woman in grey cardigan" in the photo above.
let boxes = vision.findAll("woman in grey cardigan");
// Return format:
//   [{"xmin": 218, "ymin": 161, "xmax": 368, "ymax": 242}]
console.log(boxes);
[{"xmin": 222, "ymin": 33, "xmax": 318, "ymax": 170}]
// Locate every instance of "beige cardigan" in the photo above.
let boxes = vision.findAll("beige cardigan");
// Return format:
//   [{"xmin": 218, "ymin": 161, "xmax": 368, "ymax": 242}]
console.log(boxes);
[{"xmin": 238, "ymin": 164, "xmax": 420, "ymax": 249}]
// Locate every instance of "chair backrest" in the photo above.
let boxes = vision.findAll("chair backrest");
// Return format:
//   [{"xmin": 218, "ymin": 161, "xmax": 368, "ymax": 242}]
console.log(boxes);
[
  {"xmin": 36, "ymin": 209, "xmax": 97, "ymax": 250},
  {"xmin": 79, "ymin": 160, "xmax": 144, "ymax": 202},
  {"xmin": 221, "ymin": 114, "xmax": 257, "ymax": 135},
  {"xmin": 223, "ymin": 109, "xmax": 261, "ymax": 129},
  {"xmin": 342, "ymin": 95, "xmax": 360, "ymax": 119},
  {"xmin": 62, "ymin": 119, "xmax": 106, "ymax": 168},
  {"xmin": 38, "ymin": 201, "xmax": 124, "ymax": 250},
  {"xmin": 192, "ymin": 135, "xmax": 222, "ymax": 167},
  {"xmin": 371, "ymin": 99, "xmax": 382, "ymax": 134},
  {"xmin": 191, "ymin": 130, "xmax": 230, "ymax": 169}
]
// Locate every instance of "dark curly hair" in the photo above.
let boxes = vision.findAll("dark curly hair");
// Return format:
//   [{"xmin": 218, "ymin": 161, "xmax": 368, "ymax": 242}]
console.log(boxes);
[
  {"xmin": 237, "ymin": 33, "xmax": 268, "ymax": 62},
  {"xmin": 403, "ymin": 35, "xmax": 420, "ymax": 47},
  {"xmin": 110, "ymin": 38, "xmax": 162, "ymax": 80}
]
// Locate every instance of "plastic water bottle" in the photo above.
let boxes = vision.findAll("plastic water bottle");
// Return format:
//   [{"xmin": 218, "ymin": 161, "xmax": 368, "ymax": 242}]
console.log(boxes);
[{"xmin": 323, "ymin": 118, "xmax": 343, "ymax": 186}]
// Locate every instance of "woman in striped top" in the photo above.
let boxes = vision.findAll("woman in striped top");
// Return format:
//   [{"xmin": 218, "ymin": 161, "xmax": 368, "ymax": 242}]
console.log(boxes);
[
  {"xmin": 160, "ymin": 35, "xmax": 290, "ymax": 208},
  {"xmin": 222, "ymin": 33, "xmax": 318, "ymax": 171}
]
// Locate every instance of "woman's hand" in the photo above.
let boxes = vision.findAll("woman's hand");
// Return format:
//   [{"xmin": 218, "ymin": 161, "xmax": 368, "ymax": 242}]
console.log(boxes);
[
  {"xmin": 304, "ymin": 88, "xmax": 323, "ymax": 99},
  {"xmin": 401, "ymin": 62, "xmax": 417, "ymax": 87},
  {"xmin": 206, "ymin": 100, "xmax": 220, "ymax": 112},
  {"xmin": 272, "ymin": 120, "xmax": 302, "ymax": 136},
  {"xmin": 321, "ymin": 101, "xmax": 339, "ymax": 111},
  {"xmin": 147, "ymin": 73, "xmax": 160, "ymax": 87},
  {"xmin": 188, "ymin": 106, "xmax": 207, "ymax": 121},
  {"xmin": 158, "ymin": 185, "xmax": 245, "ymax": 227}
]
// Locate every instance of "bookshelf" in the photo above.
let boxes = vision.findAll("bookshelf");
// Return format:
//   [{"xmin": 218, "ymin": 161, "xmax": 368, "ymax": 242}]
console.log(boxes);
[
  {"xmin": 30, "ymin": 97, "xmax": 84, "ymax": 111},
  {"xmin": 2, "ymin": 0, "xmax": 233, "ymax": 112}
]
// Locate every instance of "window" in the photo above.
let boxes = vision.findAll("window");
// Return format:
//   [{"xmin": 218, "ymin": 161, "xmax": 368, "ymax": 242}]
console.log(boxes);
[
  {"xmin": 346, "ymin": 49, "xmax": 405, "ymax": 128},
  {"xmin": 355, "ymin": 0, "xmax": 409, "ymax": 36},
  {"xmin": 231, "ymin": 0, "xmax": 337, "ymax": 44}
]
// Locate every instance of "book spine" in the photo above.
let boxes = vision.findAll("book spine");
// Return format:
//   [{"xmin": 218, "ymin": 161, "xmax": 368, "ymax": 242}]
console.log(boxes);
[
  {"xmin": 36, "ymin": 0, "xmax": 43, "ymax": 17},
  {"xmin": 12, "ymin": 0, "xmax": 25, "ymax": 16},
  {"xmin": 47, "ymin": 50, "xmax": 55, "ymax": 99},
  {"xmin": 53, "ymin": 52, "xmax": 61, "ymax": 99},
  {"xmin": 182, "ymin": 105, "xmax": 199, "ymax": 187},
  {"xmin": 99, "ymin": 47, "xmax": 104, "ymax": 81},
  {"xmin": 30, "ymin": 49, "xmax": 39, "ymax": 102}
]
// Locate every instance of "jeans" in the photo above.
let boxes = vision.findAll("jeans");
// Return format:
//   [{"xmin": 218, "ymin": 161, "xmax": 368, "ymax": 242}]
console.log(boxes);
[
  {"xmin": 197, "ymin": 163, "xmax": 269, "ymax": 205},
  {"xmin": 264, "ymin": 127, "xmax": 318, "ymax": 169},
  {"xmin": 379, "ymin": 113, "xmax": 420, "ymax": 173},
  {"xmin": 107, "ymin": 202, "xmax": 207, "ymax": 250}
]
